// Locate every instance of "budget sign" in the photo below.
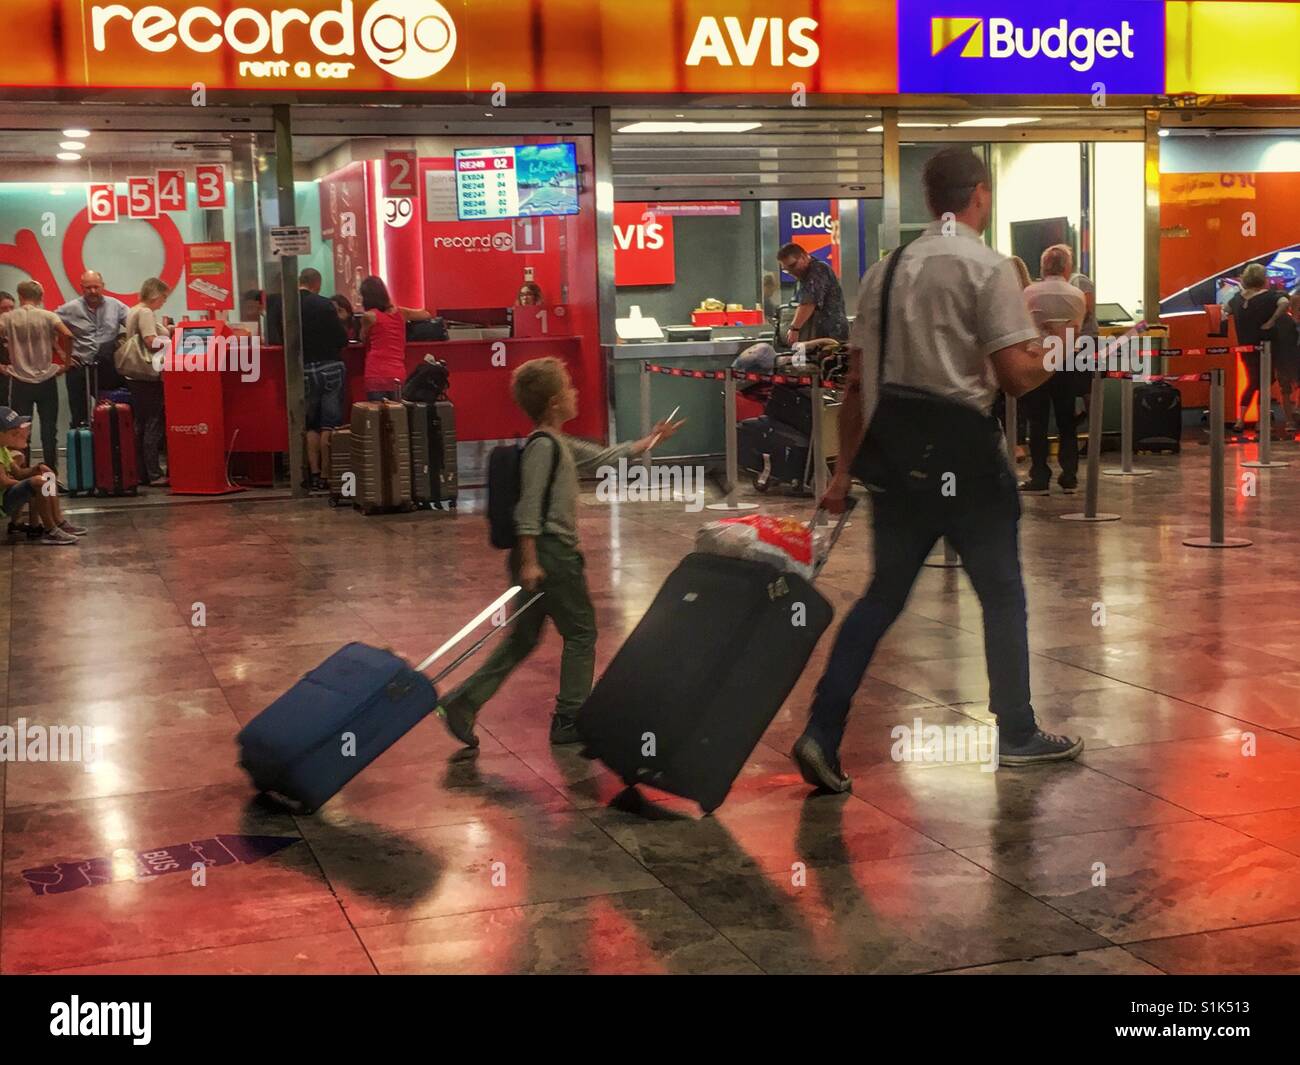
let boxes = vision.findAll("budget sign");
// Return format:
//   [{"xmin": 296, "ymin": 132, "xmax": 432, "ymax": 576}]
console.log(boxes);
[{"xmin": 898, "ymin": 0, "xmax": 1165, "ymax": 94}]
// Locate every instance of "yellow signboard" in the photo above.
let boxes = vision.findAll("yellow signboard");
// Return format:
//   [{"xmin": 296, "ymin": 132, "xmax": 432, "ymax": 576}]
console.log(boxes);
[{"xmin": 1167, "ymin": 1, "xmax": 1300, "ymax": 94}]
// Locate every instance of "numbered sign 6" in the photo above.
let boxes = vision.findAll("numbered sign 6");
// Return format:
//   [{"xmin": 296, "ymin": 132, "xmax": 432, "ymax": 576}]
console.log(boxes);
[
  {"xmin": 126, "ymin": 176, "xmax": 158, "ymax": 220},
  {"xmin": 195, "ymin": 164, "xmax": 227, "ymax": 209},
  {"xmin": 383, "ymin": 197, "xmax": 414, "ymax": 229},
  {"xmin": 157, "ymin": 169, "xmax": 187, "ymax": 212},
  {"xmin": 384, "ymin": 150, "xmax": 418, "ymax": 199},
  {"xmin": 87, "ymin": 183, "xmax": 118, "ymax": 224}
]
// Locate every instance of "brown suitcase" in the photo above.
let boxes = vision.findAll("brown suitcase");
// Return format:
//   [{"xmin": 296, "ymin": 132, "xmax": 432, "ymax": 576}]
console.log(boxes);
[
  {"xmin": 328, "ymin": 427, "xmax": 354, "ymax": 507},
  {"xmin": 350, "ymin": 401, "xmax": 412, "ymax": 514}
]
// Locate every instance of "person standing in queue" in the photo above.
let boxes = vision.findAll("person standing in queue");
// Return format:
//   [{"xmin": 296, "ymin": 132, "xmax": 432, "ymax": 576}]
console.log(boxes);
[
  {"xmin": 122, "ymin": 278, "xmax": 173, "ymax": 488},
  {"xmin": 0, "ymin": 280, "xmax": 75, "ymax": 478},
  {"xmin": 57, "ymin": 270, "xmax": 130, "ymax": 424},
  {"xmin": 1020, "ymin": 244, "xmax": 1086, "ymax": 495},
  {"xmin": 790, "ymin": 146, "xmax": 1083, "ymax": 795},
  {"xmin": 357, "ymin": 276, "xmax": 433, "ymax": 401},
  {"xmin": 1227, "ymin": 264, "xmax": 1285, "ymax": 435},
  {"xmin": 777, "ymin": 242, "xmax": 849, "ymax": 346},
  {"xmin": 297, "ymin": 268, "xmax": 350, "ymax": 492}
]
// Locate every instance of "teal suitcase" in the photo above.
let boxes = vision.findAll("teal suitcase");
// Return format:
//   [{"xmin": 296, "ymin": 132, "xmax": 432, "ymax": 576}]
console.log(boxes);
[{"xmin": 66, "ymin": 368, "xmax": 95, "ymax": 496}]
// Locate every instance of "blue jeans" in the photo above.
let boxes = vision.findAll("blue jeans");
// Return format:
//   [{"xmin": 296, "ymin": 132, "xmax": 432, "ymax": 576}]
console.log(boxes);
[
  {"xmin": 304, "ymin": 360, "xmax": 346, "ymax": 431},
  {"xmin": 804, "ymin": 469, "xmax": 1036, "ymax": 754}
]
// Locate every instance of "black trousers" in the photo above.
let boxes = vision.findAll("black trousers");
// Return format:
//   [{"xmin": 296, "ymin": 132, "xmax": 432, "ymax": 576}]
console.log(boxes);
[
  {"xmin": 1024, "ymin": 371, "xmax": 1079, "ymax": 485},
  {"xmin": 126, "ymin": 378, "xmax": 166, "ymax": 482},
  {"xmin": 8, "ymin": 376, "xmax": 60, "ymax": 472}
]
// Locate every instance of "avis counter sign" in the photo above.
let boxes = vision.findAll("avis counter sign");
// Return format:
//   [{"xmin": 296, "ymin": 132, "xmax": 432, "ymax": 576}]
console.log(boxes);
[
  {"xmin": 195, "ymin": 164, "xmax": 227, "ymax": 209},
  {"xmin": 898, "ymin": 0, "xmax": 1165, "ymax": 94},
  {"xmin": 87, "ymin": 184, "xmax": 117, "ymax": 224}
]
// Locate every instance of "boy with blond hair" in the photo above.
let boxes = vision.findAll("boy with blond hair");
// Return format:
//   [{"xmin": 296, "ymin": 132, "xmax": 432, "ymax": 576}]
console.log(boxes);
[{"xmin": 438, "ymin": 357, "xmax": 682, "ymax": 746}]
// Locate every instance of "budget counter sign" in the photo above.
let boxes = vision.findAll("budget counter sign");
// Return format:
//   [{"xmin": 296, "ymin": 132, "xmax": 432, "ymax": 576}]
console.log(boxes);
[{"xmin": 897, "ymin": 0, "xmax": 1165, "ymax": 94}]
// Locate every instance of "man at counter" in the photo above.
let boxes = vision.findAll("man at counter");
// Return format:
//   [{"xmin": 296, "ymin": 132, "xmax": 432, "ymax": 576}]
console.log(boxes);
[
  {"xmin": 777, "ymin": 243, "xmax": 849, "ymax": 346},
  {"xmin": 57, "ymin": 271, "xmax": 129, "ymax": 425},
  {"xmin": 297, "ymin": 268, "xmax": 350, "ymax": 492}
]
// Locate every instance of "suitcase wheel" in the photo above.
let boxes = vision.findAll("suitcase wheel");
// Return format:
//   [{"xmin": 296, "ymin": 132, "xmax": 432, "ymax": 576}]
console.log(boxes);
[{"xmin": 328, "ymin": 495, "xmax": 340, "ymax": 508}]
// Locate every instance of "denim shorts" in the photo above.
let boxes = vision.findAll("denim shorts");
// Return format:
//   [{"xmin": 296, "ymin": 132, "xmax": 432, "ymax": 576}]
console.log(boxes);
[
  {"xmin": 2, "ymin": 478, "xmax": 35, "ymax": 518},
  {"xmin": 304, "ymin": 360, "xmax": 346, "ymax": 431}
]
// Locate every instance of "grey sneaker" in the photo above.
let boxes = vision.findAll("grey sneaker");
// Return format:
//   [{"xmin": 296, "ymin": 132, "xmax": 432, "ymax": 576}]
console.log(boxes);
[
  {"xmin": 549, "ymin": 714, "xmax": 583, "ymax": 745},
  {"xmin": 58, "ymin": 521, "xmax": 87, "ymax": 537},
  {"xmin": 999, "ymin": 728, "xmax": 1084, "ymax": 766},
  {"xmin": 38, "ymin": 527, "xmax": 78, "ymax": 546}
]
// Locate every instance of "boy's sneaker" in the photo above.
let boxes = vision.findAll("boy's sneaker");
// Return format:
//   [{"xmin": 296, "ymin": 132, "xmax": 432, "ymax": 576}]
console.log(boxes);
[
  {"xmin": 1059, "ymin": 475, "xmax": 1078, "ymax": 494},
  {"xmin": 58, "ymin": 521, "xmax": 87, "ymax": 537},
  {"xmin": 1019, "ymin": 480, "xmax": 1050, "ymax": 496},
  {"xmin": 998, "ymin": 728, "xmax": 1084, "ymax": 766},
  {"xmin": 791, "ymin": 735, "xmax": 852, "ymax": 794},
  {"xmin": 435, "ymin": 702, "xmax": 478, "ymax": 749},
  {"xmin": 38, "ymin": 527, "xmax": 78, "ymax": 546},
  {"xmin": 549, "ymin": 714, "xmax": 583, "ymax": 745}
]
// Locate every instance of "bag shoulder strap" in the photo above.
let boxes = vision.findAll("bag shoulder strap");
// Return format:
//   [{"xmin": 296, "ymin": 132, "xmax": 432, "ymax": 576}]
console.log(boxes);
[
  {"xmin": 875, "ymin": 244, "xmax": 907, "ymax": 394},
  {"xmin": 523, "ymin": 431, "xmax": 563, "ymax": 528}
]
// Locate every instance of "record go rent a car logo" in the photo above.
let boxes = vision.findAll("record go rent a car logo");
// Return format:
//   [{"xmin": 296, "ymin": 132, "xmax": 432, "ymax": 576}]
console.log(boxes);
[{"xmin": 89, "ymin": 0, "xmax": 459, "ymax": 81}]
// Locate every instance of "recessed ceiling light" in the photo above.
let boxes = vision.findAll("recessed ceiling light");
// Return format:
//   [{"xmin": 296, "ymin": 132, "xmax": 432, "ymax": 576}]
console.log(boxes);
[
  {"xmin": 899, "ymin": 122, "xmax": 950, "ymax": 128},
  {"xmin": 954, "ymin": 117, "xmax": 1041, "ymax": 128},
  {"xmin": 1157, "ymin": 128, "xmax": 1170, "ymax": 138},
  {"xmin": 59, "ymin": 141, "xmax": 85, "ymax": 151},
  {"xmin": 62, "ymin": 129, "xmax": 91, "ymax": 138},
  {"xmin": 868, "ymin": 125, "xmax": 884, "ymax": 133},
  {"xmin": 617, "ymin": 121, "xmax": 761, "ymax": 134},
  {"xmin": 56, "ymin": 152, "xmax": 81, "ymax": 161}
]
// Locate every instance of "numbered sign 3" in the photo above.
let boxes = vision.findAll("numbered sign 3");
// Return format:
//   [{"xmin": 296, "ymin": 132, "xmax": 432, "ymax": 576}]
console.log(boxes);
[
  {"xmin": 384, "ymin": 197, "xmax": 414, "ymax": 229},
  {"xmin": 384, "ymin": 150, "xmax": 418, "ymax": 199},
  {"xmin": 195, "ymin": 164, "xmax": 227, "ymax": 209},
  {"xmin": 126, "ymin": 176, "xmax": 158, "ymax": 220},
  {"xmin": 87, "ymin": 183, "xmax": 118, "ymax": 224},
  {"xmin": 157, "ymin": 169, "xmax": 187, "ymax": 212}
]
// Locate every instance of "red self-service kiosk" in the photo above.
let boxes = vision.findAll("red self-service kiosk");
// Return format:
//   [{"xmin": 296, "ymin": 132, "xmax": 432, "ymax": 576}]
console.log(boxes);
[{"xmin": 164, "ymin": 320, "xmax": 244, "ymax": 495}]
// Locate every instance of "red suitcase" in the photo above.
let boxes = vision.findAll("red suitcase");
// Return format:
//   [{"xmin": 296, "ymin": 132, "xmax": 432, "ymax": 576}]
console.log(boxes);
[{"xmin": 92, "ymin": 400, "xmax": 139, "ymax": 497}]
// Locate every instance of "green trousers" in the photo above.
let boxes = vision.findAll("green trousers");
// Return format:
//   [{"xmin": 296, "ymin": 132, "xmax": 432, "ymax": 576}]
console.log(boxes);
[{"xmin": 443, "ymin": 536, "xmax": 597, "ymax": 722}]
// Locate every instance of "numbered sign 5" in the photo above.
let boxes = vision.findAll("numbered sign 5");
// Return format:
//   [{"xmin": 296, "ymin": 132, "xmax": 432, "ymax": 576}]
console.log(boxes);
[
  {"xmin": 195, "ymin": 164, "xmax": 227, "ymax": 209},
  {"xmin": 384, "ymin": 150, "xmax": 418, "ymax": 199},
  {"xmin": 157, "ymin": 169, "xmax": 187, "ymax": 212},
  {"xmin": 126, "ymin": 176, "xmax": 158, "ymax": 220},
  {"xmin": 87, "ymin": 183, "xmax": 118, "ymax": 224},
  {"xmin": 383, "ymin": 197, "xmax": 414, "ymax": 229}
]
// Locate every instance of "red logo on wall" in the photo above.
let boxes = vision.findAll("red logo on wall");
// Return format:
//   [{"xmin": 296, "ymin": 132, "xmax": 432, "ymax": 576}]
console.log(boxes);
[{"xmin": 614, "ymin": 203, "xmax": 676, "ymax": 287}]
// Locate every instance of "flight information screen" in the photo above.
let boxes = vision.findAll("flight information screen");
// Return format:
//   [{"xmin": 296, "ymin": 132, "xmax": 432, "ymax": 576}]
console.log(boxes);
[{"xmin": 455, "ymin": 143, "xmax": 579, "ymax": 221}]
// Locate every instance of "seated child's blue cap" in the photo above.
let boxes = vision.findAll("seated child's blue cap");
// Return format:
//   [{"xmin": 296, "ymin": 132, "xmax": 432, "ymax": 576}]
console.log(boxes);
[{"xmin": 0, "ymin": 406, "xmax": 33, "ymax": 431}]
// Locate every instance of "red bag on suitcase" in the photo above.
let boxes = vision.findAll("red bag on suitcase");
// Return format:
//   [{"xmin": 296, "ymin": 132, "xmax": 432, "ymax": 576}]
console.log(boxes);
[{"xmin": 92, "ymin": 400, "xmax": 139, "ymax": 496}]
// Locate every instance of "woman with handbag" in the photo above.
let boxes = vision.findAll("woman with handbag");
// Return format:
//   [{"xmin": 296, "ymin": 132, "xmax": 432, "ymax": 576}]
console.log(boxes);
[{"xmin": 118, "ymin": 277, "xmax": 171, "ymax": 487}]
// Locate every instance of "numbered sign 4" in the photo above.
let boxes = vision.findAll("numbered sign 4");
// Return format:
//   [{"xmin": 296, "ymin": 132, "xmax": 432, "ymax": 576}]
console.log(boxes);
[
  {"xmin": 195, "ymin": 164, "xmax": 227, "ymax": 209},
  {"xmin": 126, "ymin": 176, "xmax": 158, "ymax": 220},
  {"xmin": 157, "ymin": 169, "xmax": 187, "ymax": 212},
  {"xmin": 87, "ymin": 183, "xmax": 118, "ymax": 224},
  {"xmin": 384, "ymin": 150, "xmax": 418, "ymax": 199}
]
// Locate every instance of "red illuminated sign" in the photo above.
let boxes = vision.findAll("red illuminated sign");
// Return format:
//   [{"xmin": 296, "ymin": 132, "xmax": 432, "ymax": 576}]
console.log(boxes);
[
  {"xmin": 614, "ymin": 203, "xmax": 676, "ymax": 287},
  {"xmin": 195, "ymin": 165, "xmax": 226, "ymax": 209},
  {"xmin": 126, "ymin": 176, "xmax": 158, "ymax": 219},
  {"xmin": 86, "ymin": 183, "xmax": 117, "ymax": 224},
  {"xmin": 157, "ymin": 169, "xmax": 187, "ymax": 212}
]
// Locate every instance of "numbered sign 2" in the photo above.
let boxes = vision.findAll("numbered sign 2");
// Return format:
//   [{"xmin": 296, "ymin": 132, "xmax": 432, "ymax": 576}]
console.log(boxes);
[
  {"xmin": 87, "ymin": 183, "xmax": 118, "ymax": 224},
  {"xmin": 195, "ymin": 164, "xmax": 227, "ymax": 209},
  {"xmin": 157, "ymin": 169, "xmax": 187, "ymax": 212},
  {"xmin": 384, "ymin": 150, "xmax": 417, "ymax": 199},
  {"xmin": 126, "ymin": 176, "xmax": 158, "ymax": 220}
]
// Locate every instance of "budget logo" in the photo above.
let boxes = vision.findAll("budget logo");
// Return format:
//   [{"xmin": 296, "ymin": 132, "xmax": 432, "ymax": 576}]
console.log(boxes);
[
  {"xmin": 931, "ymin": 17, "xmax": 984, "ymax": 58},
  {"xmin": 900, "ymin": 2, "xmax": 1163, "ymax": 94}
]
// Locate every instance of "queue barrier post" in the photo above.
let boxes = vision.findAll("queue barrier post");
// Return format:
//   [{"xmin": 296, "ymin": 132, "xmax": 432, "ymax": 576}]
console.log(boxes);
[
  {"xmin": 1103, "ymin": 376, "xmax": 1155, "ymax": 478},
  {"xmin": 639, "ymin": 361, "xmax": 652, "ymax": 471},
  {"xmin": 1185, "ymin": 367, "xmax": 1253, "ymax": 549},
  {"xmin": 1062, "ymin": 368, "xmax": 1121, "ymax": 523},
  {"xmin": 1241, "ymin": 340, "xmax": 1289, "ymax": 470},
  {"xmin": 811, "ymin": 366, "xmax": 827, "ymax": 505},
  {"xmin": 705, "ymin": 368, "xmax": 758, "ymax": 512}
]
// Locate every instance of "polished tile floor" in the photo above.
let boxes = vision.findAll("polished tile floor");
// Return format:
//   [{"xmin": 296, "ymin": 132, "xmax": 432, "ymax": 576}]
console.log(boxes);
[{"xmin": 4, "ymin": 438, "xmax": 1300, "ymax": 975}]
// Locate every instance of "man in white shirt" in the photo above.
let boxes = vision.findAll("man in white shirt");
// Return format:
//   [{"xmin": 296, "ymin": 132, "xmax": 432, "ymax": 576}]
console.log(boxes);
[
  {"xmin": 1021, "ymin": 245, "xmax": 1087, "ymax": 494},
  {"xmin": 57, "ymin": 270, "xmax": 129, "ymax": 426},
  {"xmin": 792, "ymin": 148, "xmax": 1083, "ymax": 794}
]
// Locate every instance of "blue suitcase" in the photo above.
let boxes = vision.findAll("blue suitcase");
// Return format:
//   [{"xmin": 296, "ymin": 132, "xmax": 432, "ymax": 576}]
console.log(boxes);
[
  {"xmin": 66, "ymin": 367, "xmax": 95, "ymax": 496},
  {"xmin": 237, "ymin": 590, "xmax": 539, "ymax": 812}
]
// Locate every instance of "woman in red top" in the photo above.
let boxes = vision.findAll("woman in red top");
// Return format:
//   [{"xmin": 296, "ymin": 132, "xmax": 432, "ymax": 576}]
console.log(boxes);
[{"xmin": 357, "ymin": 276, "xmax": 433, "ymax": 400}]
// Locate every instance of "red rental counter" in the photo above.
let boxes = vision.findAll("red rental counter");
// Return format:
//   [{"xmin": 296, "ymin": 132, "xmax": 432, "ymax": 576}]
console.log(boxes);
[{"xmin": 198, "ymin": 336, "xmax": 592, "ymax": 487}]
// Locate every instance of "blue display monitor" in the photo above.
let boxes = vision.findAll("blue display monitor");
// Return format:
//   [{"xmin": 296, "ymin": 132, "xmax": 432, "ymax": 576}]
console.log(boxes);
[{"xmin": 455, "ymin": 143, "xmax": 579, "ymax": 221}]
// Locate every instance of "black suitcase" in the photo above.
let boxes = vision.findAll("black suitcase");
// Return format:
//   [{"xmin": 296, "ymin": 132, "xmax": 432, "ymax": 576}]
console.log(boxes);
[
  {"xmin": 765, "ymin": 382, "xmax": 814, "ymax": 435},
  {"xmin": 577, "ymin": 504, "xmax": 854, "ymax": 814},
  {"xmin": 738, "ymin": 415, "xmax": 810, "ymax": 492},
  {"xmin": 1134, "ymin": 381, "xmax": 1182, "ymax": 453}
]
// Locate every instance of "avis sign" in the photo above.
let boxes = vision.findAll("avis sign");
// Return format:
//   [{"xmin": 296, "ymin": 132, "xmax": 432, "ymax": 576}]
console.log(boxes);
[{"xmin": 614, "ymin": 203, "xmax": 675, "ymax": 287}]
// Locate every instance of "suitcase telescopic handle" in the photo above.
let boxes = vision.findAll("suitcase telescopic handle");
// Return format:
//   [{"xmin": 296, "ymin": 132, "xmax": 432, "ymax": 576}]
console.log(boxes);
[
  {"xmin": 417, "ymin": 586, "xmax": 544, "ymax": 683},
  {"xmin": 810, "ymin": 496, "xmax": 858, "ymax": 579}
]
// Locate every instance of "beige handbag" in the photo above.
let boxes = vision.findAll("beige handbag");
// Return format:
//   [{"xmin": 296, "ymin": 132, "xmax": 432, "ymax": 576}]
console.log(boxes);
[{"xmin": 115, "ymin": 315, "xmax": 161, "ymax": 381}]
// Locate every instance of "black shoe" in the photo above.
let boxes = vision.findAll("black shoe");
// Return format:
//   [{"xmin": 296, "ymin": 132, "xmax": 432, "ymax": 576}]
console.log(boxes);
[
  {"xmin": 313, "ymin": 475, "xmax": 330, "ymax": 492},
  {"xmin": 435, "ymin": 701, "xmax": 479, "ymax": 749},
  {"xmin": 1059, "ymin": 476, "xmax": 1078, "ymax": 493},
  {"xmin": 791, "ymin": 735, "xmax": 852, "ymax": 794},
  {"xmin": 1019, "ymin": 481, "xmax": 1050, "ymax": 496},
  {"xmin": 999, "ymin": 728, "xmax": 1084, "ymax": 766},
  {"xmin": 549, "ymin": 715, "xmax": 583, "ymax": 745}
]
